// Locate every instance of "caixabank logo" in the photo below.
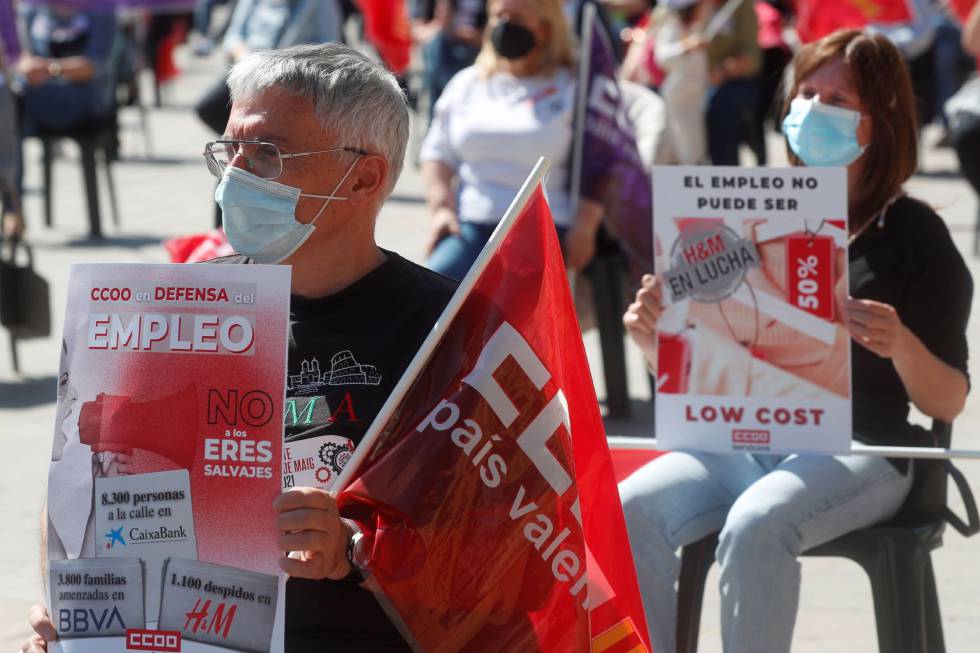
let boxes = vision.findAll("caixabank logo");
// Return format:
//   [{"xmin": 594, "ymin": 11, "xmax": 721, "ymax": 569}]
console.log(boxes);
[
  {"xmin": 104, "ymin": 526, "xmax": 126, "ymax": 549},
  {"xmin": 126, "ymin": 628, "xmax": 182, "ymax": 651}
]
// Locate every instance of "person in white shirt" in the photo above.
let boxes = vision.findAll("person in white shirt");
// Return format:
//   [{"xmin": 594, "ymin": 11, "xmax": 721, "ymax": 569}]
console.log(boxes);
[
  {"xmin": 655, "ymin": 0, "xmax": 710, "ymax": 165},
  {"xmin": 420, "ymin": 0, "xmax": 603, "ymax": 281}
]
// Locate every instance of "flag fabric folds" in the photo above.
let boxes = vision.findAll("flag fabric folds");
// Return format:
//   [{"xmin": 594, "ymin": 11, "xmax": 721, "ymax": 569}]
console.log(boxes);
[
  {"xmin": 1, "ymin": 0, "xmax": 19, "ymax": 60},
  {"xmin": 572, "ymin": 3, "xmax": 654, "ymax": 283},
  {"xmin": 949, "ymin": 0, "xmax": 977, "ymax": 22},
  {"xmin": 794, "ymin": 0, "xmax": 913, "ymax": 43},
  {"xmin": 336, "ymin": 170, "xmax": 651, "ymax": 652}
]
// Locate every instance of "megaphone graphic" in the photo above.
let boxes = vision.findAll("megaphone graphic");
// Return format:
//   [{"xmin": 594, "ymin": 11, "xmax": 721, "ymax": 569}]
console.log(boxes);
[{"xmin": 78, "ymin": 384, "xmax": 198, "ymax": 469}]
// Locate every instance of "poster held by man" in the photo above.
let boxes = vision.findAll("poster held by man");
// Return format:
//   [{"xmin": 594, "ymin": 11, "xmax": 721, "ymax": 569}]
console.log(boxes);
[{"xmin": 46, "ymin": 263, "xmax": 289, "ymax": 653}]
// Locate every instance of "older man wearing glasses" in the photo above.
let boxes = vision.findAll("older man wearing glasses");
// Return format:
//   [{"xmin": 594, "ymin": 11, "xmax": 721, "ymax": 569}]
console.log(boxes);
[{"xmin": 22, "ymin": 43, "xmax": 457, "ymax": 653}]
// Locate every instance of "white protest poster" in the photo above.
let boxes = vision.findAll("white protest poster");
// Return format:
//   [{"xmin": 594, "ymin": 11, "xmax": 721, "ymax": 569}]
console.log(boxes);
[
  {"xmin": 652, "ymin": 166, "xmax": 851, "ymax": 454},
  {"xmin": 47, "ymin": 263, "xmax": 290, "ymax": 653}
]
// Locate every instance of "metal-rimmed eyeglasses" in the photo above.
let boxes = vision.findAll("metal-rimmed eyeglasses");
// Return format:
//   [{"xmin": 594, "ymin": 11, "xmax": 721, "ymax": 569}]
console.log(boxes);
[{"xmin": 203, "ymin": 140, "xmax": 369, "ymax": 180}]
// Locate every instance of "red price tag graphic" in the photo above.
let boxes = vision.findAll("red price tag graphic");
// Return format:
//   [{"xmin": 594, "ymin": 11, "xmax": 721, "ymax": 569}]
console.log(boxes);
[
  {"xmin": 786, "ymin": 234, "xmax": 835, "ymax": 320},
  {"xmin": 657, "ymin": 332, "xmax": 691, "ymax": 394}
]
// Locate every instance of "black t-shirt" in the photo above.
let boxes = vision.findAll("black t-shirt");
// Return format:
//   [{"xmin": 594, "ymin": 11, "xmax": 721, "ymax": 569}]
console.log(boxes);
[
  {"xmin": 849, "ymin": 197, "xmax": 972, "ymax": 451},
  {"xmin": 209, "ymin": 250, "xmax": 458, "ymax": 652}
]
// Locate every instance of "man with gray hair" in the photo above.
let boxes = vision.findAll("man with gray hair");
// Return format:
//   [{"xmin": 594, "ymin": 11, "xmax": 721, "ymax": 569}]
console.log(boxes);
[{"xmin": 22, "ymin": 42, "xmax": 456, "ymax": 652}]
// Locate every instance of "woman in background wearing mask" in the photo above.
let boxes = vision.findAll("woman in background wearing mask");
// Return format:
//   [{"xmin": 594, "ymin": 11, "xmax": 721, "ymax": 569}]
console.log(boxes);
[
  {"xmin": 618, "ymin": 30, "xmax": 972, "ymax": 653},
  {"xmin": 420, "ymin": 0, "xmax": 603, "ymax": 281}
]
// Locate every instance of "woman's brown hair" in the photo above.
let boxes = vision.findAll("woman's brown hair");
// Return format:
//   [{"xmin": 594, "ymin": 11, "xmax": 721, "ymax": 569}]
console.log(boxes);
[{"xmin": 781, "ymin": 30, "xmax": 918, "ymax": 231}]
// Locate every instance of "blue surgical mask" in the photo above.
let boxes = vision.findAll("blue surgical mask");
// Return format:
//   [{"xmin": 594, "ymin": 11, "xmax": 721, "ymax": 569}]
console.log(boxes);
[
  {"xmin": 782, "ymin": 97, "xmax": 867, "ymax": 167},
  {"xmin": 215, "ymin": 160, "xmax": 359, "ymax": 264}
]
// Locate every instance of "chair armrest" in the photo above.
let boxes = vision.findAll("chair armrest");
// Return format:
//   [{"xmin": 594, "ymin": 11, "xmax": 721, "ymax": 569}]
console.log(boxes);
[{"xmin": 942, "ymin": 460, "xmax": 980, "ymax": 537}]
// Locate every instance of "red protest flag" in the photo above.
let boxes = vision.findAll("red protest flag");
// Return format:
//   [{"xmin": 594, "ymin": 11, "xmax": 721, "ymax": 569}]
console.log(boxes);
[
  {"xmin": 355, "ymin": 0, "xmax": 412, "ymax": 74},
  {"xmin": 794, "ymin": 0, "xmax": 913, "ymax": 43},
  {"xmin": 949, "ymin": 0, "xmax": 977, "ymax": 21},
  {"xmin": 335, "ymin": 160, "xmax": 652, "ymax": 652}
]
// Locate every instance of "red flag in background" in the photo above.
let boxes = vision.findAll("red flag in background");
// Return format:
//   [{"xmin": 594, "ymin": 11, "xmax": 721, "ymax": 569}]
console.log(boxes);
[
  {"xmin": 794, "ymin": 0, "xmax": 913, "ymax": 43},
  {"xmin": 949, "ymin": 0, "xmax": 977, "ymax": 21},
  {"xmin": 165, "ymin": 229, "xmax": 234, "ymax": 263},
  {"xmin": 356, "ymin": 0, "xmax": 412, "ymax": 74},
  {"xmin": 335, "ymin": 162, "xmax": 651, "ymax": 652}
]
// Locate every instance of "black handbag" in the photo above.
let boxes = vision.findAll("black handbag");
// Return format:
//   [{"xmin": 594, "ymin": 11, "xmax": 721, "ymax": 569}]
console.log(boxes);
[{"xmin": 0, "ymin": 237, "xmax": 51, "ymax": 339}]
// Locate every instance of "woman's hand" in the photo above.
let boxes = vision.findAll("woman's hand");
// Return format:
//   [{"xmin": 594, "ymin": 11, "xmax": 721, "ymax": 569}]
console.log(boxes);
[
  {"xmin": 846, "ymin": 297, "xmax": 968, "ymax": 421},
  {"xmin": 844, "ymin": 298, "xmax": 910, "ymax": 358},
  {"xmin": 623, "ymin": 274, "xmax": 663, "ymax": 364},
  {"xmin": 425, "ymin": 206, "xmax": 460, "ymax": 256},
  {"xmin": 21, "ymin": 605, "xmax": 56, "ymax": 652},
  {"xmin": 274, "ymin": 488, "xmax": 351, "ymax": 580}
]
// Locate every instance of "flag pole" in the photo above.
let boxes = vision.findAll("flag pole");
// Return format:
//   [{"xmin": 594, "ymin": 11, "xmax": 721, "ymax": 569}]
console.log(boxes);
[
  {"xmin": 569, "ymin": 1, "xmax": 594, "ymax": 207},
  {"xmin": 702, "ymin": 0, "xmax": 747, "ymax": 41},
  {"xmin": 332, "ymin": 157, "xmax": 553, "ymax": 492}
]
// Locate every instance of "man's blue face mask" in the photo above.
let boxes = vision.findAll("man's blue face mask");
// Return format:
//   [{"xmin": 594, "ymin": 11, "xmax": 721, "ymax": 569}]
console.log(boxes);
[
  {"xmin": 782, "ymin": 97, "xmax": 867, "ymax": 168},
  {"xmin": 214, "ymin": 158, "xmax": 360, "ymax": 264}
]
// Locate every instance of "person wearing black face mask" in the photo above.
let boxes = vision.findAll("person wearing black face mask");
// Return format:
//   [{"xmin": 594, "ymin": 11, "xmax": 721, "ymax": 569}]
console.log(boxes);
[
  {"xmin": 420, "ymin": 0, "xmax": 605, "ymax": 281},
  {"xmin": 489, "ymin": 18, "xmax": 537, "ymax": 59}
]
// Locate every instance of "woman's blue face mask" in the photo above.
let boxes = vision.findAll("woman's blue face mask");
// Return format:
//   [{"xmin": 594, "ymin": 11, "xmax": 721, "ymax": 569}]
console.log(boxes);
[{"xmin": 782, "ymin": 97, "xmax": 867, "ymax": 168}]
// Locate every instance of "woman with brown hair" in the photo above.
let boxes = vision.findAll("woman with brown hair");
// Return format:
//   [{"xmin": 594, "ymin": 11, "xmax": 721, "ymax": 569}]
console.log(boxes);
[{"xmin": 619, "ymin": 29, "xmax": 971, "ymax": 652}]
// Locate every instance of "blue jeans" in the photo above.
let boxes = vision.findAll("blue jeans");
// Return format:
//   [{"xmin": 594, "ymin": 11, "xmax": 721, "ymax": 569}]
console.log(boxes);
[
  {"xmin": 619, "ymin": 451, "xmax": 913, "ymax": 653},
  {"xmin": 427, "ymin": 221, "xmax": 567, "ymax": 282},
  {"xmin": 706, "ymin": 78, "xmax": 760, "ymax": 165},
  {"xmin": 933, "ymin": 19, "xmax": 976, "ymax": 126},
  {"xmin": 427, "ymin": 221, "xmax": 496, "ymax": 282}
]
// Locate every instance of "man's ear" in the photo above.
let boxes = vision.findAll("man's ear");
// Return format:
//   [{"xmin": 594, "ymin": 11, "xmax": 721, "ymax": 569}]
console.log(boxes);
[{"xmin": 348, "ymin": 155, "xmax": 388, "ymax": 203}]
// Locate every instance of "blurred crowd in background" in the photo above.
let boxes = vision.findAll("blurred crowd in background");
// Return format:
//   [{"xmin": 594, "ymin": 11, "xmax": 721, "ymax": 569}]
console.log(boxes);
[{"xmin": 0, "ymin": 0, "xmax": 978, "ymax": 268}]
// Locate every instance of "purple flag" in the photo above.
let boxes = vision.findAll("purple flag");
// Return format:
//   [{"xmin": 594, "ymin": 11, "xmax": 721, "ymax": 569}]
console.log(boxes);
[
  {"xmin": 571, "ymin": 2, "xmax": 654, "ymax": 282},
  {"xmin": 1, "ymin": 0, "xmax": 19, "ymax": 61}
]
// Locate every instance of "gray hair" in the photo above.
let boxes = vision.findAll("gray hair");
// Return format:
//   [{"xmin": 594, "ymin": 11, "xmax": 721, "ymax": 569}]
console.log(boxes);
[{"xmin": 227, "ymin": 43, "xmax": 409, "ymax": 194}]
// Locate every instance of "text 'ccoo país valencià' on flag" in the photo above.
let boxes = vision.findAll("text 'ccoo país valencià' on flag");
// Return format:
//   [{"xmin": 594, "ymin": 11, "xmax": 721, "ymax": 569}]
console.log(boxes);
[{"xmin": 330, "ymin": 159, "xmax": 652, "ymax": 653}]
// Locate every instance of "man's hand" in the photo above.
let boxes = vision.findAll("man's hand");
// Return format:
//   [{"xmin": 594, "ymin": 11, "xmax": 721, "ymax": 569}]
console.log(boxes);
[
  {"xmin": 623, "ymin": 274, "xmax": 663, "ymax": 364},
  {"xmin": 562, "ymin": 221, "xmax": 597, "ymax": 272},
  {"xmin": 845, "ymin": 298, "xmax": 910, "ymax": 359},
  {"xmin": 21, "ymin": 604, "xmax": 56, "ymax": 652},
  {"xmin": 565, "ymin": 198, "xmax": 603, "ymax": 272},
  {"xmin": 274, "ymin": 488, "xmax": 352, "ymax": 580},
  {"xmin": 425, "ymin": 206, "xmax": 460, "ymax": 256}
]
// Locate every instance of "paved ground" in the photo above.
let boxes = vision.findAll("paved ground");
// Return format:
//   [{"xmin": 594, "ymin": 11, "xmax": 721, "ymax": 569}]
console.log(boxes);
[{"xmin": 1, "ymin": 45, "xmax": 979, "ymax": 651}]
